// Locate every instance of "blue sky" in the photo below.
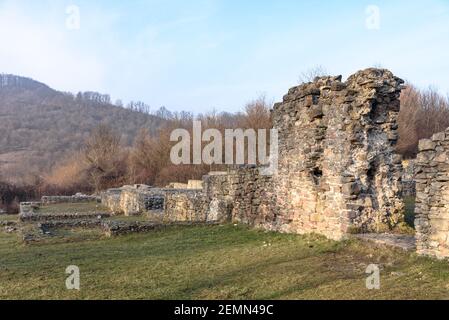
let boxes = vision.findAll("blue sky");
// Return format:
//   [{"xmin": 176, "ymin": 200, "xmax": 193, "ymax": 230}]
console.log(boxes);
[{"xmin": 0, "ymin": 0, "xmax": 448, "ymax": 113}]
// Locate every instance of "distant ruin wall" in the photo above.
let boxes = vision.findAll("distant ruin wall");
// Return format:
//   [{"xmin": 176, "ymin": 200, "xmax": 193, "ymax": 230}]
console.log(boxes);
[
  {"xmin": 100, "ymin": 189, "xmax": 123, "ymax": 214},
  {"xmin": 166, "ymin": 180, "xmax": 203, "ymax": 190},
  {"xmin": 101, "ymin": 185, "xmax": 212, "ymax": 223},
  {"xmin": 415, "ymin": 131, "xmax": 449, "ymax": 259},
  {"xmin": 205, "ymin": 69, "xmax": 406, "ymax": 240}
]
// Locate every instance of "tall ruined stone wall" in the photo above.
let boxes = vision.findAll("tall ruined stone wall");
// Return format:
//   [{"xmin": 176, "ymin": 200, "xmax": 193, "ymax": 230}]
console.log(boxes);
[
  {"xmin": 100, "ymin": 188, "xmax": 123, "ymax": 214},
  {"xmin": 270, "ymin": 69, "xmax": 405, "ymax": 239},
  {"xmin": 415, "ymin": 131, "xmax": 449, "ymax": 259},
  {"xmin": 101, "ymin": 185, "xmax": 213, "ymax": 223}
]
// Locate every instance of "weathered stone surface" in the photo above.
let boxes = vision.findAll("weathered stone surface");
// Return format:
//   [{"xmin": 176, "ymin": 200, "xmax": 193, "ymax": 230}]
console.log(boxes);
[
  {"xmin": 415, "ymin": 132, "xmax": 449, "ymax": 259},
  {"xmin": 419, "ymin": 139, "xmax": 436, "ymax": 152},
  {"xmin": 432, "ymin": 132, "xmax": 446, "ymax": 142},
  {"xmin": 166, "ymin": 180, "xmax": 203, "ymax": 190},
  {"xmin": 164, "ymin": 190, "xmax": 208, "ymax": 222}
]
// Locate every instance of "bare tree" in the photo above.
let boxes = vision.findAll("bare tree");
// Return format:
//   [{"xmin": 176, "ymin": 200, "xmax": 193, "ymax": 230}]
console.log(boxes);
[
  {"xmin": 298, "ymin": 65, "xmax": 329, "ymax": 84},
  {"xmin": 83, "ymin": 125, "xmax": 126, "ymax": 193},
  {"xmin": 240, "ymin": 94, "xmax": 272, "ymax": 130},
  {"xmin": 397, "ymin": 84, "xmax": 449, "ymax": 158}
]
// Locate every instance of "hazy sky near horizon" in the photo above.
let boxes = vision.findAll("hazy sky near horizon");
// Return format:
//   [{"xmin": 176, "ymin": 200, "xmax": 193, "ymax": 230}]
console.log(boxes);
[{"xmin": 0, "ymin": 0, "xmax": 448, "ymax": 113}]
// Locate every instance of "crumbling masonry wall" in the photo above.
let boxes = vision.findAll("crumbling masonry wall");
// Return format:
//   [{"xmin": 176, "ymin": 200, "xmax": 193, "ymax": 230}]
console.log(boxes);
[
  {"xmin": 415, "ymin": 131, "xmax": 449, "ymax": 259},
  {"xmin": 99, "ymin": 68, "xmax": 406, "ymax": 241},
  {"xmin": 267, "ymin": 69, "xmax": 405, "ymax": 240},
  {"xmin": 201, "ymin": 168, "xmax": 275, "ymax": 227}
]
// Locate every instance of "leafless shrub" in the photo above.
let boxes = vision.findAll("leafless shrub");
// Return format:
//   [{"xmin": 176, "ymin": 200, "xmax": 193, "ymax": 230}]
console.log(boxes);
[
  {"xmin": 298, "ymin": 65, "xmax": 329, "ymax": 84},
  {"xmin": 83, "ymin": 125, "xmax": 128, "ymax": 192},
  {"xmin": 397, "ymin": 85, "xmax": 449, "ymax": 158}
]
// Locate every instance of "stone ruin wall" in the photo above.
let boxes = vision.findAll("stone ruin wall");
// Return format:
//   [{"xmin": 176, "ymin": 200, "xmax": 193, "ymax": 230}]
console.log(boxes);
[
  {"xmin": 268, "ymin": 69, "xmax": 405, "ymax": 240},
  {"xmin": 118, "ymin": 185, "xmax": 165, "ymax": 216},
  {"xmin": 164, "ymin": 190, "xmax": 210, "ymax": 223},
  {"xmin": 99, "ymin": 68, "xmax": 407, "ymax": 241},
  {"xmin": 415, "ymin": 131, "xmax": 449, "ymax": 259},
  {"xmin": 202, "ymin": 168, "xmax": 275, "ymax": 227},
  {"xmin": 100, "ymin": 183, "xmax": 219, "ymax": 223},
  {"xmin": 32, "ymin": 68, "xmax": 449, "ymax": 259},
  {"xmin": 100, "ymin": 188, "xmax": 123, "ymax": 214}
]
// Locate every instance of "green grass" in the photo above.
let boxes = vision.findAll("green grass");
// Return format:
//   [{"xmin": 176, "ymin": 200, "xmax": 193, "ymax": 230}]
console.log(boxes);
[
  {"xmin": 0, "ymin": 214, "xmax": 18, "ymax": 222},
  {"xmin": 1, "ymin": 224, "xmax": 449, "ymax": 300},
  {"xmin": 38, "ymin": 203, "xmax": 110, "ymax": 214}
]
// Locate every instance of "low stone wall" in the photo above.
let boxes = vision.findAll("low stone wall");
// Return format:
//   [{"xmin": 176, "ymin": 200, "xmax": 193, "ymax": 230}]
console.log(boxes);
[
  {"xmin": 20, "ymin": 212, "xmax": 111, "ymax": 222},
  {"xmin": 39, "ymin": 220, "xmax": 104, "ymax": 230},
  {"xmin": 119, "ymin": 185, "xmax": 166, "ymax": 216},
  {"xmin": 102, "ymin": 221, "xmax": 162, "ymax": 237},
  {"xmin": 19, "ymin": 199, "xmax": 110, "ymax": 222},
  {"xmin": 101, "ymin": 185, "xmax": 210, "ymax": 222},
  {"xmin": 202, "ymin": 171, "xmax": 235, "ymax": 222},
  {"xmin": 100, "ymin": 188, "xmax": 123, "ymax": 214},
  {"xmin": 42, "ymin": 194, "xmax": 100, "ymax": 205},
  {"xmin": 415, "ymin": 131, "xmax": 449, "ymax": 259},
  {"xmin": 164, "ymin": 190, "xmax": 209, "ymax": 222},
  {"xmin": 188, "ymin": 180, "xmax": 203, "ymax": 189},
  {"xmin": 201, "ymin": 167, "xmax": 275, "ymax": 228}
]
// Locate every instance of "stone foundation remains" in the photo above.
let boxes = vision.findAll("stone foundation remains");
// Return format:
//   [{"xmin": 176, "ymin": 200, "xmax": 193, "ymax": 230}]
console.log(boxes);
[{"xmin": 21, "ymin": 68, "xmax": 449, "ymax": 260}]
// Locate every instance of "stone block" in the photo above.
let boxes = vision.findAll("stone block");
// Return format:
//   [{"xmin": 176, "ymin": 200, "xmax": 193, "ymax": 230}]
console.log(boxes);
[{"xmin": 419, "ymin": 139, "xmax": 436, "ymax": 152}]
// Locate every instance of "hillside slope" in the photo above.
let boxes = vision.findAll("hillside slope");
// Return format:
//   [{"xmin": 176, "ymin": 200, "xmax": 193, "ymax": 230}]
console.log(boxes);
[{"xmin": 0, "ymin": 74, "xmax": 164, "ymax": 182}]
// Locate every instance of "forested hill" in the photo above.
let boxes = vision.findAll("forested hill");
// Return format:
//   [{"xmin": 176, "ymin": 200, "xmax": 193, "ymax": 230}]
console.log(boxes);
[{"xmin": 0, "ymin": 74, "xmax": 165, "ymax": 182}]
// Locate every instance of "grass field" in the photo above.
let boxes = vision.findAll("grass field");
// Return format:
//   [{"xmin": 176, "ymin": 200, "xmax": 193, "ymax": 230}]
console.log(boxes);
[
  {"xmin": 37, "ymin": 203, "xmax": 109, "ymax": 214},
  {"xmin": 1, "ymin": 224, "xmax": 449, "ymax": 300}
]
